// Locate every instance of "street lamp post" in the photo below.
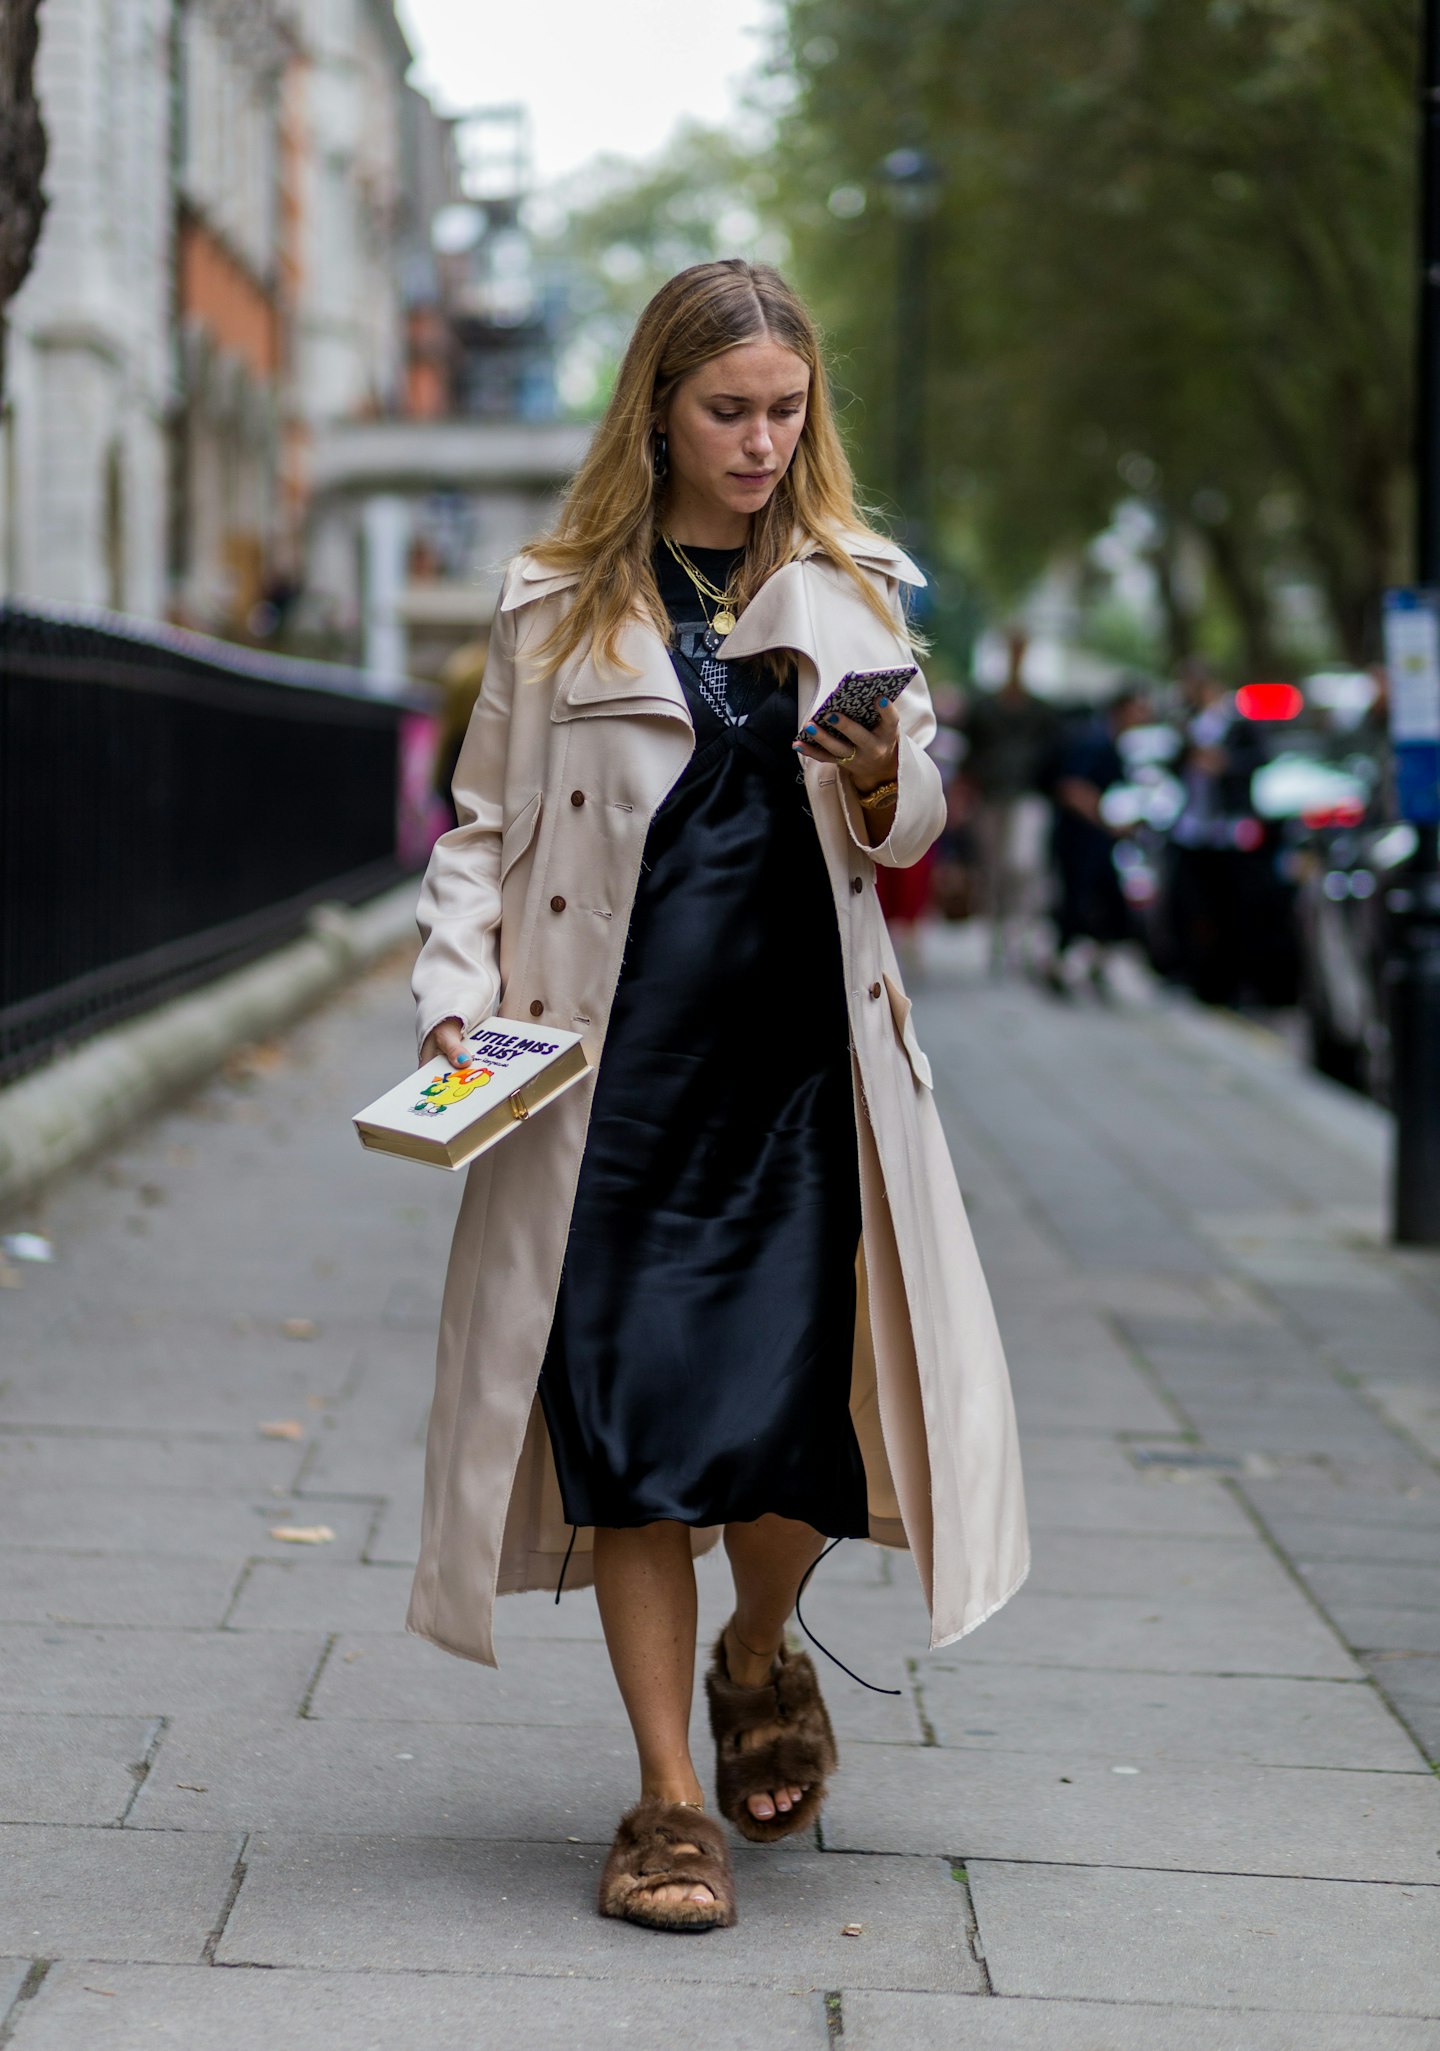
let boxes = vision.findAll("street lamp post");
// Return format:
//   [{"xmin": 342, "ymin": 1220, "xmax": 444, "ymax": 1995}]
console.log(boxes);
[
  {"xmin": 880, "ymin": 149, "xmax": 940, "ymax": 567},
  {"xmin": 1389, "ymin": 0, "xmax": 1440, "ymax": 1245}
]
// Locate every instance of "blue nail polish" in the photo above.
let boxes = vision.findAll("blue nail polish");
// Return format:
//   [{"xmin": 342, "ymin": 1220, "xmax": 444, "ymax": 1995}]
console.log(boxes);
[
  {"xmin": 880, "ymin": 696, "xmax": 889, "ymax": 706},
  {"xmin": 805, "ymin": 724, "xmax": 817, "ymax": 737}
]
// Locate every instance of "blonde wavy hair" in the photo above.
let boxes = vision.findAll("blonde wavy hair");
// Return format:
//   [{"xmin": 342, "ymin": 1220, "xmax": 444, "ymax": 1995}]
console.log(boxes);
[{"xmin": 528, "ymin": 259, "xmax": 903, "ymax": 673}]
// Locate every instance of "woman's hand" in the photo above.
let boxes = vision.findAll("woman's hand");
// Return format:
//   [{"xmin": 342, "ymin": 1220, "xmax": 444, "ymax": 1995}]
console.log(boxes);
[
  {"xmin": 792, "ymin": 698, "xmax": 901, "ymax": 796},
  {"xmin": 420, "ymin": 1017, "xmax": 467, "ymax": 1068}
]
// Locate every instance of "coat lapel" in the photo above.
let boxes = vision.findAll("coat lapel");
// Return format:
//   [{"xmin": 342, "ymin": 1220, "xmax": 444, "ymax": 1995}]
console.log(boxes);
[
  {"xmin": 719, "ymin": 552, "xmax": 916, "ymax": 724},
  {"xmin": 501, "ymin": 563, "xmax": 691, "ymax": 728},
  {"xmin": 553, "ymin": 616, "xmax": 692, "ymax": 726}
]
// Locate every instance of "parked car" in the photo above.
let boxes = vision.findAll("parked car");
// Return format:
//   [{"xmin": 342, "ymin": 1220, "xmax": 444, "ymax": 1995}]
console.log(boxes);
[{"xmin": 1294, "ymin": 816, "xmax": 1418, "ymax": 1104}]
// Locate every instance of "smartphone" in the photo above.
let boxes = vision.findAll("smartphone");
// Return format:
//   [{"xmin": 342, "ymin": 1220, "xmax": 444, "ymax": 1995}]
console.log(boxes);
[{"xmin": 796, "ymin": 665, "xmax": 917, "ymax": 746}]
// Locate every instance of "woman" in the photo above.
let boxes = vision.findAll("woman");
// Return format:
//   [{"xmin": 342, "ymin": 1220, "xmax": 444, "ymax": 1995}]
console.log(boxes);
[{"xmin": 409, "ymin": 260, "xmax": 1028, "ymax": 1932}]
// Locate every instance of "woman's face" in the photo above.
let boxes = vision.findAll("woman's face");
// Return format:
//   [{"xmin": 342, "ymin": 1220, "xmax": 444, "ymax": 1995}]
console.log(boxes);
[{"xmin": 661, "ymin": 339, "xmax": 811, "ymax": 540}]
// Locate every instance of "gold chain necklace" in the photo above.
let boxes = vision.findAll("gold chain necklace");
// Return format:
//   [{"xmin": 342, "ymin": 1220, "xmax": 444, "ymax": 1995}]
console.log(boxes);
[{"xmin": 661, "ymin": 531, "xmax": 742, "ymax": 646}]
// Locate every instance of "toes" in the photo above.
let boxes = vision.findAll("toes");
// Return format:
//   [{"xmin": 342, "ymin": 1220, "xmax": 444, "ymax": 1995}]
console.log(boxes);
[
  {"xmin": 642, "ymin": 1881, "xmax": 715, "ymax": 1911},
  {"xmin": 748, "ymin": 1785, "xmax": 809, "ymax": 1821}
]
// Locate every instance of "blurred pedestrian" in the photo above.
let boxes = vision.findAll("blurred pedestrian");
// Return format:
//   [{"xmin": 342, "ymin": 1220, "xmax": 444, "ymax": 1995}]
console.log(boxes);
[
  {"xmin": 406, "ymin": 261, "xmax": 1028, "ymax": 1936},
  {"xmin": 1046, "ymin": 685, "xmax": 1149, "ymax": 995},
  {"xmin": 962, "ymin": 630, "xmax": 1059, "ymax": 972},
  {"xmin": 432, "ymin": 631, "xmax": 490, "ymax": 831},
  {"xmin": 1167, "ymin": 659, "xmax": 1274, "ymax": 1005}
]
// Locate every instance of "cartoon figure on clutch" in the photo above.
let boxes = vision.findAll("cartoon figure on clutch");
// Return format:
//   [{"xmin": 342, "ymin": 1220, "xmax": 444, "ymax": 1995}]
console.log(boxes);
[{"xmin": 413, "ymin": 1058, "xmax": 495, "ymax": 1116}]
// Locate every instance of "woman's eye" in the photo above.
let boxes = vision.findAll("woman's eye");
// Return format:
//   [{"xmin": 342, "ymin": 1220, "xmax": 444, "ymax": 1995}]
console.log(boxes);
[{"xmin": 713, "ymin": 410, "xmax": 741, "ymax": 422}]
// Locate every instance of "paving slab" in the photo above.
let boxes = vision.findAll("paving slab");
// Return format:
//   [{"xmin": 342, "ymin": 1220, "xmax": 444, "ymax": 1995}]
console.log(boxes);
[
  {"xmin": 9, "ymin": 1962, "xmax": 827, "ymax": 2051},
  {"xmin": 126, "ymin": 1715, "xmax": 650, "ymax": 1838},
  {"xmin": 0, "ymin": 1713, "xmax": 158, "ymax": 1825},
  {"xmin": 1022, "ymin": 1532, "xmax": 1301, "ymax": 1603},
  {"xmin": 825, "ymin": 1745, "xmax": 1440, "ymax": 1880},
  {"xmin": 938, "ymin": 1587, "xmax": 1359, "ymax": 1678},
  {"xmin": 0, "ymin": 1429, "xmax": 307, "ymax": 1494},
  {"xmin": 361, "ymin": 1485, "xmax": 420, "ymax": 1566},
  {"xmin": 969, "ymin": 1859, "xmax": 1440, "ymax": 2013},
  {"xmin": 308, "ymin": 1632, "xmax": 925, "ymax": 1745},
  {"xmin": 223, "ymin": 1561, "xmax": 419, "ymax": 1634},
  {"xmin": 0, "ymin": 1964, "xmax": 31, "ymax": 2025},
  {"xmin": 999, "ymin": 1432, "xmax": 1139, "ymax": 1481},
  {"xmin": 0, "ymin": 1626, "xmax": 324, "ymax": 1717},
  {"xmin": 0, "ymin": 1487, "xmax": 373, "ymax": 1561},
  {"xmin": 1246, "ymin": 1480, "xmax": 1440, "ymax": 1528},
  {"xmin": 0, "ymin": 1553, "xmax": 240, "ymax": 1629},
  {"xmin": 218, "ymin": 1832, "xmax": 979, "ymax": 1991},
  {"xmin": 841, "ymin": 1991, "xmax": 1440, "ymax": 2049},
  {"xmin": 1022, "ymin": 1476, "xmax": 1256, "ymax": 1539},
  {"xmin": 1297, "ymin": 1560, "xmax": 1440, "ymax": 1611},
  {"xmin": 1327, "ymin": 1607, "xmax": 1440, "ymax": 1656},
  {"xmin": 0, "ymin": 1825, "xmax": 241, "ymax": 1962},
  {"xmin": 1008, "ymin": 1371, "xmax": 1179, "ymax": 1436},
  {"xmin": 0, "ymin": 1335, "xmax": 364, "ymax": 1436},
  {"xmin": 1379, "ymin": 1667, "xmax": 1440, "ymax": 1757},
  {"xmin": 916, "ymin": 1662, "xmax": 1422, "ymax": 1771},
  {"xmin": 1268, "ymin": 1519, "xmax": 1440, "ymax": 1567}
]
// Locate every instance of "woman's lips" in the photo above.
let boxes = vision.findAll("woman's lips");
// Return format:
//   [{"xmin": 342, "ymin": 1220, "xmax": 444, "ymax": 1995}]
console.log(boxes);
[{"xmin": 731, "ymin": 471, "xmax": 775, "ymax": 485}]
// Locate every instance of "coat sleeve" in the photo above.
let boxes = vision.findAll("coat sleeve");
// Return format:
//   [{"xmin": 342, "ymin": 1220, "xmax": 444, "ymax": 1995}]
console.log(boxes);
[
  {"xmin": 836, "ymin": 585, "xmax": 947, "ymax": 870},
  {"xmin": 411, "ymin": 588, "xmax": 520, "ymax": 1054}
]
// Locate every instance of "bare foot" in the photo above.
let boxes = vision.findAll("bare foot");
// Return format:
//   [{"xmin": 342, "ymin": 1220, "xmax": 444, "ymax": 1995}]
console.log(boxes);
[
  {"xmin": 723, "ymin": 1621, "xmax": 809, "ymax": 1825},
  {"xmin": 634, "ymin": 1790, "xmax": 716, "ymax": 1914}
]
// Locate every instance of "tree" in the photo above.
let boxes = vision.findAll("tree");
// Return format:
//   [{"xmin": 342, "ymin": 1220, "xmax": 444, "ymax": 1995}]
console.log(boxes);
[
  {"xmin": 0, "ymin": 0, "xmax": 47, "ymax": 397},
  {"xmin": 773, "ymin": 0, "xmax": 1418, "ymax": 668},
  {"xmin": 543, "ymin": 122, "xmax": 788, "ymax": 416}
]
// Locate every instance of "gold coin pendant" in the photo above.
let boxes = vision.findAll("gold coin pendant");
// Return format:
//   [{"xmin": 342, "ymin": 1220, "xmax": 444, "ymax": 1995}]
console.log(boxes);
[{"xmin": 711, "ymin": 607, "xmax": 737, "ymax": 636}]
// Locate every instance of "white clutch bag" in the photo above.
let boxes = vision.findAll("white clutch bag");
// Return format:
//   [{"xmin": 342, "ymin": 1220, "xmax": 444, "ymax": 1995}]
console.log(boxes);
[{"xmin": 353, "ymin": 1016, "xmax": 591, "ymax": 1171}]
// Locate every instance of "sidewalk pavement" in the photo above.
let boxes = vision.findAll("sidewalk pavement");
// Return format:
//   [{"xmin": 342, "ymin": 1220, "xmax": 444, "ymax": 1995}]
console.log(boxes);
[{"xmin": 2, "ymin": 930, "xmax": 1438, "ymax": 2048}]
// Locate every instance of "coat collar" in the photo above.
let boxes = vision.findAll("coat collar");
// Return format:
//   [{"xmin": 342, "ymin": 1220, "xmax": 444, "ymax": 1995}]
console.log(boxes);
[{"xmin": 503, "ymin": 530, "xmax": 921, "ymax": 720}]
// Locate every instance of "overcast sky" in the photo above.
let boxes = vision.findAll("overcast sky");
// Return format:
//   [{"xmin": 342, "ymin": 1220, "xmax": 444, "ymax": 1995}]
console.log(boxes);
[{"xmin": 398, "ymin": 0, "xmax": 778, "ymax": 188}]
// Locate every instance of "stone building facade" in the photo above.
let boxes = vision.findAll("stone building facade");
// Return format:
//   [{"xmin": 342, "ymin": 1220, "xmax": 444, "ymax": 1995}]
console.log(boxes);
[
  {"xmin": 1, "ymin": 0, "xmax": 175, "ymax": 614},
  {"xmin": 0, "ymin": 0, "xmax": 441, "ymax": 640}
]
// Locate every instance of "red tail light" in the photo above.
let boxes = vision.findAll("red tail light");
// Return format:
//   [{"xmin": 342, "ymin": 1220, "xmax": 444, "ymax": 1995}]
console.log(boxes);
[
  {"xmin": 1301, "ymin": 800, "xmax": 1366, "ymax": 830},
  {"xmin": 1236, "ymin": 681, "xmax": 1303, "ymax": 721}
]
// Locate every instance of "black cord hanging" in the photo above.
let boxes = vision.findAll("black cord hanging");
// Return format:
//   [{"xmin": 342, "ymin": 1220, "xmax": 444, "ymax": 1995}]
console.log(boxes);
[
  {"xmin": 793, "ymin": 1537, "xmax": 903, "ymax": 1696},
  {"xmin": 554, "ymin": 1523, "xmax": 579, "ymax": 1605}
]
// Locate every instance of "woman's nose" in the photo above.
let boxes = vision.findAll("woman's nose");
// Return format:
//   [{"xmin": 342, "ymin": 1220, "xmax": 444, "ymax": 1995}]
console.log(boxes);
[{"xmin": 744, "ymin": 419, "xmax": 773, "ymax": 458}]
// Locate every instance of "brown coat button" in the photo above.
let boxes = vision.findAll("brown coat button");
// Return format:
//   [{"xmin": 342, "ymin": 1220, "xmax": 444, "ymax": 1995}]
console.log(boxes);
[
  {"xmin": 550, "ymin": 895, "xmax": 566, "ymax": 913},
  {"xmin": 570, "ymin": 790, "xmax": 585, "ymax": 807},
  {"xmin": 529, "ymin": 999, "xmax": 544, "ymax": 1017},
  {"xmin": 851, "ymin": 876, "xmax": 863, "ymax": 894},
  {"xmin": 869, "ymin": 981, "xmax": 882, "ymax": 999}
]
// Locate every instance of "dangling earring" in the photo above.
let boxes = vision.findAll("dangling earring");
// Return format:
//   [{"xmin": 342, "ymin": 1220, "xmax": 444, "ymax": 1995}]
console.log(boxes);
[{"xmin": 652, "ymin": 430, "xmax": 669, "ymax": 483}]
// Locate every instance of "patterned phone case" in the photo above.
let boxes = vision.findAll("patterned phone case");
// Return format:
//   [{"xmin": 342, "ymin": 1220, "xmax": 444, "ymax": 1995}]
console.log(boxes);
[{"xmin": 797, "ymin": 665, "xmax": 917, "ymax": 743}]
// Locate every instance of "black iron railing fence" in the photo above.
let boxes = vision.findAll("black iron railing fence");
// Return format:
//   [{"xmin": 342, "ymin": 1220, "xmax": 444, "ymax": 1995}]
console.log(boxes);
[{"xmin": 0, "ymin": 605, "xmax": 431, "ymax": 1086}]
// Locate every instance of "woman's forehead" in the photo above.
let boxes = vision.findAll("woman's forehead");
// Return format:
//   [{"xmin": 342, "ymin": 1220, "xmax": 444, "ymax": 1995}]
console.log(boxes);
[{"xmin": 688, "ymin": 339, "xmax": 810, "ymax": 400}]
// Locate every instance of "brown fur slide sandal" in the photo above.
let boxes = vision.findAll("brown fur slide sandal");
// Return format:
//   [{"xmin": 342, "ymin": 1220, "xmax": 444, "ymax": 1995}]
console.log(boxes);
[
  {"xmin": 705, "ymin": 1624, "xmax": 838, "ymax": 1844},
  {"xmin": 597, "ymin": 1798, "xmax": 737, "ymax": 1931}
]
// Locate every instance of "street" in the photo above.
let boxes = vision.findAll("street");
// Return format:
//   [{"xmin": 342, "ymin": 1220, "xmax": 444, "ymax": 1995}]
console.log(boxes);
[{"xmin": 1, "ymin": 934, "xmax": 1438, "ymax": 2046}]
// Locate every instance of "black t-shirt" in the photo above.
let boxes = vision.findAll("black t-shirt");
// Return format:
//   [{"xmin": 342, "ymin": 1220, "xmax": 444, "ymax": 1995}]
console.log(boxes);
[{"xmin": 653, "ymin": 542, "xmax": 773, "ymax": 729}]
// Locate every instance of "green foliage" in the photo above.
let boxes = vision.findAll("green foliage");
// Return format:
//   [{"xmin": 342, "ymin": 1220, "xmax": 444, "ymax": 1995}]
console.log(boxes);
[
  {"xmin": 542, "ymin": 123, "xmax": 788, "ymax": 416},
  {"xmin": 773, "ymin": 0, "xmax": 1419, "ymax": 665}
]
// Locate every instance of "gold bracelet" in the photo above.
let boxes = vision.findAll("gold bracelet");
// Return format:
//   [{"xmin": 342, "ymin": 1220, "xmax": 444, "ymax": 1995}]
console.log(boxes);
[{"xmin": 856, "ymin": 778, "xmax": 899, "ymax": 812}]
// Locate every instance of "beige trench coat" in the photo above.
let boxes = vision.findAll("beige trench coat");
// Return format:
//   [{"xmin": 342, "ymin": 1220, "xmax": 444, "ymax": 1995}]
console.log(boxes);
[{"xmin": 407, "ymin": 533, "xmax": 1029, "ymax": 1666}]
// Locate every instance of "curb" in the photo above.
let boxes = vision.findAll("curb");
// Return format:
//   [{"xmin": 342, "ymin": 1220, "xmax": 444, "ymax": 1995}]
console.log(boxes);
[{"xmin": 0, "ymin": 882, "xmax": 418, "ymax": 1216}]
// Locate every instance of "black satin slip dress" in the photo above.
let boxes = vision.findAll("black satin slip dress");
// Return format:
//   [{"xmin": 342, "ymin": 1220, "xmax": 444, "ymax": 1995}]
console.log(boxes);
[{"xmin": 536, "ymin": 544, "xmax": 870, "ymax": 1537}]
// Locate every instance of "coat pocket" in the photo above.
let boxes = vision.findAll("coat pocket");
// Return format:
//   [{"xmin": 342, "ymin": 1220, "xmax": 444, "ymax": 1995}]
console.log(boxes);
[
  {"xmin": 883, "ymin": 972, "xmax": 934, "ymax": 1089},
  {"xmin": 499, "ymin": 790, "xmax": 542, "ymax": 885}
]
